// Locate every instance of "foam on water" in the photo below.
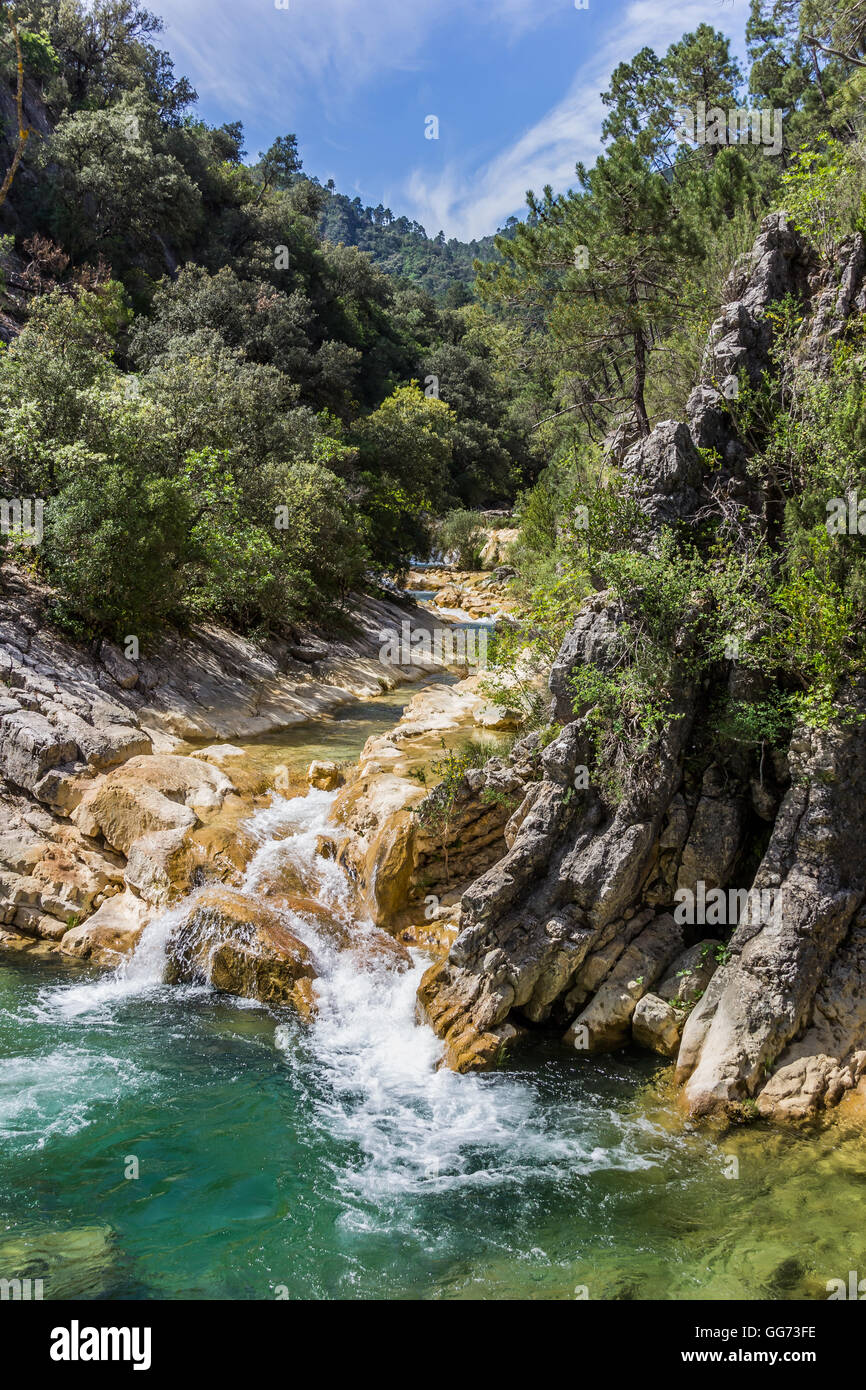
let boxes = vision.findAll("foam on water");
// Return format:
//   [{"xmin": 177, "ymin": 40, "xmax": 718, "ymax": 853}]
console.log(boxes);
[
  {"xmin": 34, "ymin": 901, "xmax": 203, "ymax": 1022},
  {"xmin": 0, "ymin": 1045, "xmax": 153, "ymax": 1151},
  {"xmin": 14, "ymin": 784, "xmax": 668, "ymax": 1217},
  {"xmin": 250, "ymin": 794, "xmax": 665, "ymax": 1205}
]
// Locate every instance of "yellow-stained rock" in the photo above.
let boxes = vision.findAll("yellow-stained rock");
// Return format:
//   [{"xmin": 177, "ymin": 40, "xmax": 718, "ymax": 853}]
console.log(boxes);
[
  {"xmin": 74, "ymin": 754, "xmax": 235, "ymax": 856},
  {"xmin": 416, "ymin": 958, "xmax": 518, "ymax": 1072},
  {"xmin": 165, "ymin": 886, "xmax": 315, "ymax": 1010}
]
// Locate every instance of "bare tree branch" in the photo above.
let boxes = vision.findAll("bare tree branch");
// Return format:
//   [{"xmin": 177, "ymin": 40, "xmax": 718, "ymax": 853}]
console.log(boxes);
[{"xmin": 803, "ymin": 34, "xmax": 866, "ymax": 68}]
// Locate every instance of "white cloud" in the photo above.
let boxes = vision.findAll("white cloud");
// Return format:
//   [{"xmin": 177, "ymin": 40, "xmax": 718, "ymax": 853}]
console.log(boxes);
[
  {"xmin": 155, "ymin": 0, "xmax": 562, "ymax": 121},
  {"xmin": 403, "ymin": 0, "xmax": 753, "ymax": 239}
]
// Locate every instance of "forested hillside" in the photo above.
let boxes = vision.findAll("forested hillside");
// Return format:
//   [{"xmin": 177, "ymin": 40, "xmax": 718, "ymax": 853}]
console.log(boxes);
[
  {"xmin": 317, "ymin": 189, "xmax": 508, "ymax": 304},
  {"xmin": 0, "ymin": 0, "xmax": 864, "ymax": 704},
  {"xmin": 0, "ymin": 0, "xmax": 536, "ymax": 646},
  {"xmin": 481, "ymin": 0, "xmax": 866, "ymax": 751}
]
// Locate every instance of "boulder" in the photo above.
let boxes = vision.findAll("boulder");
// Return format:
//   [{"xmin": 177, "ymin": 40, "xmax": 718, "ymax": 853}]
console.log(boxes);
[
  {"xmin": 164, "ymin": 887, "xmax": 316, "ymax": 1011},
  {"xmin": 123, "ymin": 826, "xmax": 199, "ymax": 906},
  {"xmin": 632, "ymin": 939, "xmax": 720, "ymax": 1057},
  {"xmin": 190, "ymin": 744, "xmax": 262, "ymax": 795},
  {"xmin": 0, "ymin": 710, "xmax": 78, "ymax": 793},
  {"xmin": 76, "ymin": 754, "xmax": 234, "ymax": 855},
  {"xmin": 307, "ymin": 760, "xmax": 344, "ymax": 792},
  {"xmin": 99, "ymin": 641, "xmax": 139, "ymax": 690},
  {"xmin": 632, "ymin": 994, "xmax": 683, "ymax": 1057},
  {"xmin": 60, "ymin": 891, "xmax": 152, "ymax": 964},
  {"xmin": 621, "ymin": 420, "xmax": 704, "ymax": 532},
  {"xmin": 473, "ymin": 702, "xmax": 520, "ymax": 732}
]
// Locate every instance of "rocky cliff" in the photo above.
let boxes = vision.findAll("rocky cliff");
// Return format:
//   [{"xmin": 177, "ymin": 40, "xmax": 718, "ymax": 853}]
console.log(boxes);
[{"xmin": 418, "ymin": 214, "xmax": 866, "ymax": 1126}]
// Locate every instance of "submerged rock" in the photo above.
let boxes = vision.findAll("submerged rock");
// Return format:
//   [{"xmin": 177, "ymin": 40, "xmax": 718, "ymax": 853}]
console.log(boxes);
[
  {"xmin": 0, "ymin": 1224, "xmax": 115, "ymax": 1300},
  {"xmin": 266, "ymin": 891, "xmax": 413, "ymax": 974}
]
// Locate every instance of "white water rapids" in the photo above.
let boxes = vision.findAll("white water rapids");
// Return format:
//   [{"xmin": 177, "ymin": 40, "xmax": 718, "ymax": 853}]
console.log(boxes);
[{"xmin": 17, "ymin": 785, "xmax": 663, "ymax": 1212}]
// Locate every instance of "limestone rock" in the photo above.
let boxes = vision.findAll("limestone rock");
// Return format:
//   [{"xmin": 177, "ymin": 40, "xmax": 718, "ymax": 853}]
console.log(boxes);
[
  {"xmin": 549, "ymin": 594, "xmax": 625, "ymax": 725},
  {"xmin": 632, "ymin": 994, "xmax": 684, "ymax": 1057},
  {"xmin": 78, "ymin": 754, "xmax": 234, "ymax": 856},
  {"xmin": 189, "ymin": 744, "xmax": 262, "ymax": 795},
  {"xmin": 657, "ymin": 939, "xmax": 720, "ymax": 1006},
  {"xmin": 676, "ymin": 783, "xmax": 744, "ymax": 895},
  {"xmin": 419, "ymin": 681, "xmax": 695, "ymax": 1069},
  {"xmin": 165, "ymin": 887, "xmax": 316, "ymax": 1011},
  {"xmin": 307, "ymin": 759, "xmax": 344, "ymax": 792},
  {"xmin": 0, "ymin": 710, "xmax": 78, "ymax": 794},
  {"xmin": 677, "ymin": 696, "xmax": 866, "ymax": 1119},
  {"xmin": 99, "ymin": 641, "xmax": 139, "ymax": 690},
  {"xmin": 332, "ymin": 677, "xmax": 500, "ymax": 926},
  {"xmin": 61, "ymin": 891, "xmax": 152, "ymax": 964},
  {"xmin": 123, "ymin": 826, "xmax": 199, "ymax": 907},
  {"xmin": 621, "ymin": 420, "xmax": 705, "ymax": 532},
  {"xmin": 564, "ymin": 914, "xmax": 684, "ymax": 1052},
  {"xmin": 755, "ymin": 909, "xmax": 866, "ymax": 1122},
  {"xmin": 632, "ymin": 940, "xmax": 720, "ymax": 1057},
  {"xmin": 704, "ymin": 212, "xmax": 813, "ymax": 386}
]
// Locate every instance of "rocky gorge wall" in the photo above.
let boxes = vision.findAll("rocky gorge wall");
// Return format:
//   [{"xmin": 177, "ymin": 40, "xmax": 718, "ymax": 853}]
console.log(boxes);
[
  {"xmin": 417, "ymin": 214, "xmax": 866, "ymax": 1127},
  {"xmin": 4, "ymin": 212, "xmax": 866, "ymax": 1134}
]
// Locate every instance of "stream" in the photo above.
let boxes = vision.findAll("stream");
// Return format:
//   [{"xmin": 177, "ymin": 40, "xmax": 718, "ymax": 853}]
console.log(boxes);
[{"xmin": 2, "ymin": 687, "xmax": 866, "ymax": 1301}]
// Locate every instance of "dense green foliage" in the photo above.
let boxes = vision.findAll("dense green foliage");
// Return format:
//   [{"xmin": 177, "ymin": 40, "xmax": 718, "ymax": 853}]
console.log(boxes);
[
  {"xmin": 1, "ymin": 0, "xmax": 865, "ymax": 765},
  {"xmin": 0, "ymin": 0, "xmax": 535, "ymax": 640},
  {"xmin": 483, "ymin": 2, "xmax": 866, "ymax": 787},
  {"xmin": 437, "ymin": 509, "xmax": 486, "ymax": 570}
]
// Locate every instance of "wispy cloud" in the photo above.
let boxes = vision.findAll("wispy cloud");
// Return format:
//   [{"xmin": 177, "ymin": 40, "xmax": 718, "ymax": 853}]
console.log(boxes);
[
  {"xmin": 157, "ymin": 0, "xmax": 562, "ymax": 122},
  {"xmin": 403, "ymin": 0, "xmax": 752, "ymax": 239}
]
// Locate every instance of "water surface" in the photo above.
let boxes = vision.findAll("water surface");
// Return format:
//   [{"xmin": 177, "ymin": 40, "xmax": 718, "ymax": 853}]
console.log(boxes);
[{"xmin": 2, "ymin": 701, "xmax": 864, "ymax": 1302}]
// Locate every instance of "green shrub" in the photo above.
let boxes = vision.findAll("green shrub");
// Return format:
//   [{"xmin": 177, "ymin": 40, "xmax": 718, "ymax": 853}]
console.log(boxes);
[
  {"xmin": 42, "ymin": 463, "xmax": 193, "ymax": 640},
  {"xmin": 438, "ymin": 509, "xmax": 485, "ymax": 568}
]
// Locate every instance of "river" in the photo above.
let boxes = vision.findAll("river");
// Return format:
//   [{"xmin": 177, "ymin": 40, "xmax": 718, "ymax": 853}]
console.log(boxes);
[{"xmin": 2, "ymin": 690, "xmax": 866, "ymax": 1301}]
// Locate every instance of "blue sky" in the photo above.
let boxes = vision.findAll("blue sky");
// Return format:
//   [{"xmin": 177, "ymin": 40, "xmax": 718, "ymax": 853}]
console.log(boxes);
[{"xmin": 153, "ymin": 0, "xmax": 751, "ymax": 241}]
